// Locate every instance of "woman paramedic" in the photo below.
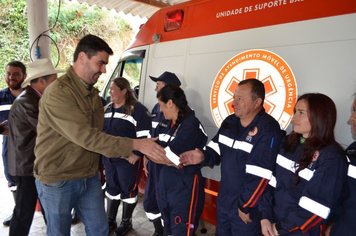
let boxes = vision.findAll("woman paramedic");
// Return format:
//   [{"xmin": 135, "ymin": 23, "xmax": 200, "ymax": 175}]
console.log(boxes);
[
  {"xmin": 147, "ymin": 84, "xmax": 208, "ymax": 235},
  {"xmin": 102, "ymin": 77, "xmax": 151, "ymax": 236},
  {"xmin": 260, "ymin": 93, "xmax": 347, "ymax": 236}
]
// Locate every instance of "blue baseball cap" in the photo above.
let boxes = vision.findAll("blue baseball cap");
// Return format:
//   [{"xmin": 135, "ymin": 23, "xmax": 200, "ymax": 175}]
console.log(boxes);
[{"xmin": 149, "ymin": 71, "xmax": 181, "ymax": 87}]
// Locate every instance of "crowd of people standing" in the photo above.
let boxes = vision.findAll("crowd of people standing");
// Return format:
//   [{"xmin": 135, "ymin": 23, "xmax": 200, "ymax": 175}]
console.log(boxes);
[{"xmin": 0, "ymin": 33, "xmax": 355, "ymax": 236}]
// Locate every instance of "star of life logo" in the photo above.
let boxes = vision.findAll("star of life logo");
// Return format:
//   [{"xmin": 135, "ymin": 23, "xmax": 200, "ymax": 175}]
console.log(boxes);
[{"xmin": 210, "ymin": 49, "xmax": 298, "ymax": 129}]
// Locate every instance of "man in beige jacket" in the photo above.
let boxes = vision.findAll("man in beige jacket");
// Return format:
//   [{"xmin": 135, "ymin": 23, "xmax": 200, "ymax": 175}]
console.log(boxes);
[{"xmin": 34, "ymin": 34, "xmax": 165, "ymax": 236}]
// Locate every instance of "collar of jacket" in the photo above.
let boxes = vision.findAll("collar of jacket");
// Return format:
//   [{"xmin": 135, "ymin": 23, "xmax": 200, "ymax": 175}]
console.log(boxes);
[{"xmin": 66, "ymin": 67, "xmax": 98, "ymax": 97}]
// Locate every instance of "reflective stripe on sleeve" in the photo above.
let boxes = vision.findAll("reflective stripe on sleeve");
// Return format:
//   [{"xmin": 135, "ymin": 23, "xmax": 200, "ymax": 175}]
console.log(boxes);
[
  {"xmin": 233, "ymin": 140, "xmax": 253, "ymax": 153},
  {"xmin": 298, "ymin": 196, "xmax": 330, "ymax": 219},
  {"xmin": 137, "ymin": 130, "xmax": 150, "ymax": 138},
  {"xmin": 152, "ymin": 121, "xmax": 159, "ymax": 128},
  {"xmin": 298, "ymin": 168, "xmax": 315, "ymax": 181},
  {"xmin": 113, "ymin": 113, "xmax": 137, "ymax": 126},
  {"xmin": 348, "ymin": 164, "xmax": 356, "ymax": 179},
  {"xmin": 276, "ymin": 154, "xmax": 315, "ymax": 181},
  {"xmin": 218, "ymin": 134, "xmax": 253, "ymax": 153},
  {"xmin": 269, "ymin": 175, "xmax": 277, "ymax": 188},
  {"xmin": 246, "ymin": 164, "xmax": 272, "ymax": 180},
  {"xmin": 207, "ymin": 140, "xmax": 220, "ymax": 155},
  {"xmin": 159, "ymin": 133, "xmax": 171, "ymax": 143},
  {"xmin": 104, "ymin": 112, "xmax": 137, "ymax": 126},
  {"xmin": 218, "ymin": 134, "xmax": 234, "ymax": 147},
  {"xmin": 0, "ymin": 104, "xmax": 11, "ymax": 112},
  {"xmin": 164, "ymin": 146, "xmax": 180, "ymax": 166}
]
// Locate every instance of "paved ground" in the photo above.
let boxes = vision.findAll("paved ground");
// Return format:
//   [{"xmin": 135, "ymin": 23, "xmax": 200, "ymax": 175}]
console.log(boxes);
[{"xmin": 0, "ymin": 139, "xmax": 216, "ymax": 235}]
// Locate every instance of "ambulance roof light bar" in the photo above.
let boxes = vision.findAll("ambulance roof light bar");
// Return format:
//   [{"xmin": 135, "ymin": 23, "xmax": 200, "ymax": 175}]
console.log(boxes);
[{"xmin": 164, "ymin": 9, "xmax": 184, "ymax": 32}]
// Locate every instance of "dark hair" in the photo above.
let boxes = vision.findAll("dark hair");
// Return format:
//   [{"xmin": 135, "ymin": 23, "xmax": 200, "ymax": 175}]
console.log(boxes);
[
  {"xmin": 112, "ymin": 77, "xmax": 137, "ymax": 115},
  {"xmin": 6, "ymin": 61, "xmax": 26, "ymax": 75},
  {"xmin": 284, "ymin": 93, "xmax": 339, "ymax": 183},
  {"xmin": 30, "ymin": 74, "xmax": 55, "ymax": 85},
  {"xmin": 238, "ymin": 79, "xmax": 265, "ymax": 103},
  {"xmin": 73, "ymin": 34, "xmax": 113, "ymax": 62},
  {"xmin": 157, "ymin": 85, "xmax": 190, "ymax": 129}
]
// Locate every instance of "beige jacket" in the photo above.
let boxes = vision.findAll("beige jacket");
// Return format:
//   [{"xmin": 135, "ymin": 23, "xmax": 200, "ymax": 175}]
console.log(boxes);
[{"xmin": 34, "ymin": 67, "xmax": 132, "ymax": 184}]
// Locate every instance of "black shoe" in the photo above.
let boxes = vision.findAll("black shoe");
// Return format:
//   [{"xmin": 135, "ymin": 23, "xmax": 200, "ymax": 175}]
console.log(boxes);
[
  {"xmin": 114, "ymin": 219, "xmax": 132, "ymax": 236},
  {"xmin": 152, "ymin": 231, "xmax": 163, "ymax": 236},
  {"xmin": 109, "ymin": 220, "xmax": 117, "ymax": 233},
  {"xmin": 71, "ymin": 212, "xmax": 80, "ymax": 225},
  {"xmin": 152, "ymin": 219, "xmax": 164, "ymax": 236},
  {"xmin": 2, "ymin": 214, "xmax": 12, "ymax": 227}
]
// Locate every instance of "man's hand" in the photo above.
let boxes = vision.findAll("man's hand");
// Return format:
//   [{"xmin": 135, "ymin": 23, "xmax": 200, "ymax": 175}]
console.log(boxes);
[
  {"xmin": 127, "ymin": 153, "xmax": 140, "ymax": 165},
  {"xmin": 0, "ymin": 120, "xmax": 9, "ymax": 135},
  {"xmin": 238, "ymin": 208, "xmax": 252, "ymax": 224},
  {"xmin": 324, "ymin": 223, "xmax": 333, "ymax": 236},
  {"xmin": 132, "ymin": 138, "xmax": 165, "ymax": 161},
  {"xmin": 261, "ymin": 219, "xmax": 276, "ymax": 236},
  {"xmin": 180, "ymin": 148, "xmax": 204, "ymax": 166},
  {"xmin": 143, "ymin": 156, "xmax": 149, "ymax": 176}
]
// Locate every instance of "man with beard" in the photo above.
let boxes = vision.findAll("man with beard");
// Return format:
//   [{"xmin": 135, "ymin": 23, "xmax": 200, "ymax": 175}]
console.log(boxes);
[{"xmin": 0, "ymin": 61, "xmax": 26, "ymax": 226}]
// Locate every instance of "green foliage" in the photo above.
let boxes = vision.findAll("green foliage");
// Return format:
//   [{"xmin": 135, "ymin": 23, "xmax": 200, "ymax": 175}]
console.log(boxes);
[
  {"xmin": 0, "ymin": 0, "xmax": 29, "ymax": 88},
  {"xmin": 0, "ymin": 0, "xmax": 135, "ymax": 90}
]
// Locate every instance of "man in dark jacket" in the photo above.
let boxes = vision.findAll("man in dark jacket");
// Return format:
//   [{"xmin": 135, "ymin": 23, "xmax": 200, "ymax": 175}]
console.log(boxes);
[
  {"xmin": 7, "ymin": 58, "xmax": 59, "ymax": 236},
  {"xmin": 0, "ymin": 60, "xmax": 26, "ymax": 226}
]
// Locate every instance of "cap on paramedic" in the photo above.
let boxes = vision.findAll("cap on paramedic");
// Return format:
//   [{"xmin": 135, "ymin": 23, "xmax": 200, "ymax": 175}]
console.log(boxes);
[{"xmin": 149, "ymin": 71, "xmax": 181, "ymax": 87}]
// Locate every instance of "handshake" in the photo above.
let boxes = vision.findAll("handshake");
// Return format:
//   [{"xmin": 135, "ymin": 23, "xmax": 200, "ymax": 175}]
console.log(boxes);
[{"xmin": 0, "ymin": 120, "xmax": 8, "ymax": 135}]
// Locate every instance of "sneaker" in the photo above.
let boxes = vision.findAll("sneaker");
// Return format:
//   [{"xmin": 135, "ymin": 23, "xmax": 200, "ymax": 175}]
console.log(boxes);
[{"xmin": 114, "ymin": 219, "xmax": 132, "ymax": 236}]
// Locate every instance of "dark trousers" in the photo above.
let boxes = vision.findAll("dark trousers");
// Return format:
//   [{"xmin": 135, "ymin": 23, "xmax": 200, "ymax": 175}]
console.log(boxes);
[{"xmin": 9, "ymin": 176, "xmax": 39, "ymax": 236}]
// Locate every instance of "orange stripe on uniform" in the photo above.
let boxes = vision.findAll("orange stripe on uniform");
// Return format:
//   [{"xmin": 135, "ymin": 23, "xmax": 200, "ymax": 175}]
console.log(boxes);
[
  {"xmin": 300, "ymin": 214, "xmax": 319, "ymax": 231},
  {"xmin": 187, "ymin": 175, "xmax": 198, "ymax": 236},
  {"xmin": 249, "ymin": 179, "xmax": 268, "ymax": 208},
  {"xmin": 204, "ymin": 188, "xmax": 218, "ymax": 197},
  {"xmin": 243, "ymin": 178, "xmax": 268, "ymax": 208},
  {"xmin": 303, "ymin": 216, "xmax": 323, "ymax": 232}
]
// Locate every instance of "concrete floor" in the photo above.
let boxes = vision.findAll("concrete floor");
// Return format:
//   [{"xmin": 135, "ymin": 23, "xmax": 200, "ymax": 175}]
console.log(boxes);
[{"xmin": 0, "ymin": 152, "xmax": 216, "ymax": 236}]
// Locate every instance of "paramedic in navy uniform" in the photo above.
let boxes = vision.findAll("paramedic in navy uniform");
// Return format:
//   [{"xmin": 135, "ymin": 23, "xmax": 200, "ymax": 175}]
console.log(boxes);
[
  {"xmin": 260, "ymin": 93, "xmax": 347, "ymax": 236},
  {"xmin": 330, "ymin": 94, "xmax": 356, "ymax": 236},
  {"xmin": 143, "ymin": 71, "xmax": 181, "ymax": 236},
  {"xmin": 181, "ymin": 79, "xmax": 284, "ymax": 236},
  {"xmin": 102, "ymin": 77, "xmax": 151, "ymax": 236},
  {"xmin": 148, "ymin": 84, "xmax": 207, "ymax": 235}
]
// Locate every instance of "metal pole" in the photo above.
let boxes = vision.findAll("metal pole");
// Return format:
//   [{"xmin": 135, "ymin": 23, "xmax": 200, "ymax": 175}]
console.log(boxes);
[{"xmin": 27, "ymin": 0, "xmax": 50, "ymax": 60}]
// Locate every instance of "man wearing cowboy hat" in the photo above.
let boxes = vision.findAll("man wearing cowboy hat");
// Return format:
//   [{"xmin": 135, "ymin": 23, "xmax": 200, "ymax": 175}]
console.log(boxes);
[{"xmin": 7, "ymin": 58, "xmax": 59, "ymax": 236}]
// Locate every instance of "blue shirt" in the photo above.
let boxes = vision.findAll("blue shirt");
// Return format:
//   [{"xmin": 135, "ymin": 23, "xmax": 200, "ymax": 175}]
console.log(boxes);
[{"xmin": 0, "ymin": 88, "xmax": 16, "ymax": 161}]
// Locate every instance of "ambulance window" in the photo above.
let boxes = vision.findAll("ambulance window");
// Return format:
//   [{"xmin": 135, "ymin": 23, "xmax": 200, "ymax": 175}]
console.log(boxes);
[
  {"xmin": 101, "ymin": 58, "xmax": 143, "ymax": 104},
  {"xmin": 122, "ymin": 58, "xmax": 142, "ymax": 92}
]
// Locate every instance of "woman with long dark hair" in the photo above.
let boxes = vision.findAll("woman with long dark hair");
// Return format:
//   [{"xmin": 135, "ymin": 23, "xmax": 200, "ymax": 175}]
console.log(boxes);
[
  {"xmin": 149, "ymin": 84, "xmax": 208, "ymax": 235},
  {"xmin": 102, "ymin": 77, "xmax": 151, "ymax": 236},
  {"xmin": 260, "ymin": 93, "xmax": 347, "ymax": 236}
]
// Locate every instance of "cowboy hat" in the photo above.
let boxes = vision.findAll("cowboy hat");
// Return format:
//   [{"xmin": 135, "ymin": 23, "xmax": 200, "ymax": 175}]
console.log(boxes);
[{"xmin": 21, "ymin": 58, "xmax": 63, "ymax": 88}]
